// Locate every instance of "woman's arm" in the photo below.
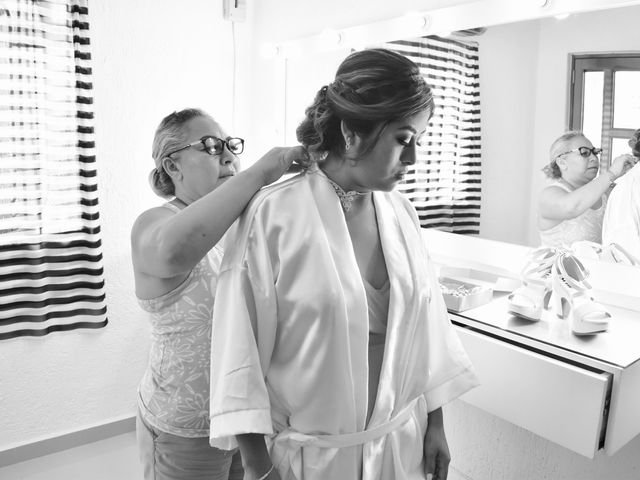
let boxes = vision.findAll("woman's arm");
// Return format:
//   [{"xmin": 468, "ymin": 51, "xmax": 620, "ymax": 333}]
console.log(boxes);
[
  {"xmin": 539, "ymin": 154, "xmax": 636, "ymax": 221},
  {"xmin": 131, "ymin": 146, "xmax": 306, "ymax": 280},
  {"xmin": 236, "ymin": 434, "xmax": 281, "ymax": 480},
  {"xmin": 424, "ymin": 407, "xmax": 451, "ymax": 480}
]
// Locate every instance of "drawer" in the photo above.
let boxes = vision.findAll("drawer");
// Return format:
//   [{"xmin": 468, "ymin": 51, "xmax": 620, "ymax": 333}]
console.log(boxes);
[{"xmin": 455, "ymin": 326, "xmax": 612, "ymax": 458}]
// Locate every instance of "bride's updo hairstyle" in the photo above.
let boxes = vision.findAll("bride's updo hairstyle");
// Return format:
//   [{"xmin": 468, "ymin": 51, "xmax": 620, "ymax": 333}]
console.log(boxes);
[{"xmin": 296, "ymin": 48, "xmax": 434, "ymax": 159}]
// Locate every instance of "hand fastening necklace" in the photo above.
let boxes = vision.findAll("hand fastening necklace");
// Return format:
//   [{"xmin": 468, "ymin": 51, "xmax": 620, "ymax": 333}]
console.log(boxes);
[{"xmin": 326, "ymin": 178, "xmax": 368, "ymax": 212}]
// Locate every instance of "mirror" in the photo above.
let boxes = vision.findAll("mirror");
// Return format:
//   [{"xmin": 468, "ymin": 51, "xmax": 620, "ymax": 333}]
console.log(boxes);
[{"xmin": 280, "ymin": 2, "xmax": 640, "ymax": 264}]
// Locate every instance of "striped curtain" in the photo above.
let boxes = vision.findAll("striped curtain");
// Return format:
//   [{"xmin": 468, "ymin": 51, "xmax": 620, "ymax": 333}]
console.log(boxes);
[
  {"xmin": 0, "ymin": 0, "xmax": 107, "ymax": 340},
  {"xmin": 386, "ymin": 37, "xmax": 481, "ymax": 234}
]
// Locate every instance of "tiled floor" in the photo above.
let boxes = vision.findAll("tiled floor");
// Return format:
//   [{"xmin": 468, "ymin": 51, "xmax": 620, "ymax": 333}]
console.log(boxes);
[{"xmin": 0, "ymin": 432, "xmax": 141, "ymax": 480}]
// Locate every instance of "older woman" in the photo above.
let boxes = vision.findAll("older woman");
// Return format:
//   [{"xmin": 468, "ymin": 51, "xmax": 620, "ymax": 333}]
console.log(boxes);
[
  {"xmin": 538, "ymin": 131, "xmax": 636, "ymax": 248},
  {"xmin": 131, "ymin": 108, "xmax": 306, "ymax": 480},
  {"xmin": 209, "ymin": 49, "xmax": 478, "ymax": 480}
]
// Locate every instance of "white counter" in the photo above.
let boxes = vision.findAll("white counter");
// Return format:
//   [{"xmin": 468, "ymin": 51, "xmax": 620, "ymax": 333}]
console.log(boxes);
[{"xmin": 422, "ymin": 229, "xmax": 640, "ymax": 458}]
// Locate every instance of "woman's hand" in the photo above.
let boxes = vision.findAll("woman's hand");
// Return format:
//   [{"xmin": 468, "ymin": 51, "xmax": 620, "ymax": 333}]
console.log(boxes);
[
  {"xmin": 251, "ymin": 146, "xmax": 310, "ymax": 186},
  {"xmin": 237, "ymin": 434, "xmax": 282, "ymax": 480},
  {"xmin": 424, "ymin": 408, "xmax": 451, "ymax": 480},
  {"xmin": 609, "ymin": 153, "xmax": 638, "ymax": 179}
]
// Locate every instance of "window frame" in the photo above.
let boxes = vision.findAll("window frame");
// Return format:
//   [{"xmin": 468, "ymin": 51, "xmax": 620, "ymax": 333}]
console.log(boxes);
[{"xmin": 568, "ymin": 52, "xmax": 640, "ymax": 167}]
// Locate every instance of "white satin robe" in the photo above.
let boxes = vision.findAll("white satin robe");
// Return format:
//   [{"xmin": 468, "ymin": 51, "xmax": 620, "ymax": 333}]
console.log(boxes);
[
  {"xmin": 209, "ymin": 167, "xmax": 478, "ymax": 480},
  {"xmin": 602, "ymin": 162, "xmax": 640, "ymax": 259}
]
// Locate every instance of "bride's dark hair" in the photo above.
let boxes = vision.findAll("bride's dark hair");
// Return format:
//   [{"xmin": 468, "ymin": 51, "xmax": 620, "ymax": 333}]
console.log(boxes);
[{"xmin": 296, "ymin": 48, "xmax": 434, "ymax": 159}]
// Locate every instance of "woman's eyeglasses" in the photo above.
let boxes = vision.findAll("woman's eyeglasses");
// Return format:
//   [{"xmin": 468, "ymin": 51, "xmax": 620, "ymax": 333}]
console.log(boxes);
[
  {"xmin": 166, "ymin": 135, "xmax": 245, "ymax": 157},
  {"xmin": 555, "ymin": 146, "xmax": 602, "ymax": 160}
]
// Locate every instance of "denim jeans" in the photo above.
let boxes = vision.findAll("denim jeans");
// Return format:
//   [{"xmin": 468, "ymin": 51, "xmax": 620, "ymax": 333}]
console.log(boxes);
[{"xmin": 136, "ymin": 410, "xmax": 244, "ymax": 480}]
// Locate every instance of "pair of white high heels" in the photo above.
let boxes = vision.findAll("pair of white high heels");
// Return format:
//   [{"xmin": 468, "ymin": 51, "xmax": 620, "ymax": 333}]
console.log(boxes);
[
  {"xmin": 507, "ymin": 247, "xmax": 610, "ymax": 335},
  {"xmin": 571, "ymin": 240, "xmax": 640, "ymax": 266}
]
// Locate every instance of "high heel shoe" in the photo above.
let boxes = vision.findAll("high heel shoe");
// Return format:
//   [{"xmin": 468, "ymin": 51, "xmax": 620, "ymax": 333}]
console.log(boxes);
[
  {"xmin": 507, "ymin": 247, "xmax": 558, "ymax": 321},
  {"xmin": 571, "ymin": 240, "xmax": 640, "ymax": 266},
  {"xmin": 570, "ymin": 240, "xmax": 603, "ymax": 261},
  {"xmin": 600, "ymin": 243, "xmax": 640, "ymax": 266},
  {"xmin": 551, "ymin": 251, "xmax": 610, "ymax": 335}
]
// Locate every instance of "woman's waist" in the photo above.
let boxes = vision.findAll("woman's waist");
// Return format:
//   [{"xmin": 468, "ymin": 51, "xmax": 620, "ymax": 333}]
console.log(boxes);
[
  {"xmin": 272, "ymin": 396, "xmax": 422, "ymax": 449},
  {"xmin": 137, "ymin": 391, "xmax": 210, "ymax": 437},
  {"xmin": 140, "ymin": 348, "xmax": 211, "ymax": 398}
]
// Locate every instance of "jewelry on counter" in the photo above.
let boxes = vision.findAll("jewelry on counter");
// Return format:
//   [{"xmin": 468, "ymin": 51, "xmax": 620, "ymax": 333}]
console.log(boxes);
[{"xmin": 326, "ymin": 177, "xmax": 368, "ymax": 212}]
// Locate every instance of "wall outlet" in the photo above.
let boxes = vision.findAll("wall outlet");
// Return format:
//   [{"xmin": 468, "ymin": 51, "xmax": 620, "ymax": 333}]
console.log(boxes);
[{"xmin": 223, "ymin": 0, "xmax": 247, "ymax": 22}]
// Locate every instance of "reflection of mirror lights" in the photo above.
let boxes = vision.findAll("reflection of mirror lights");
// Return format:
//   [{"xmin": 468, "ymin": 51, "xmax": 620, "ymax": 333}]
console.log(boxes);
[
  {"xmin": 402, "ymin": 11, "xmax": 430, "ymax": 31},
  {"xmin": 319, "ymin": 29, "xmax": 343, "ymax": 47},
  {"xmin": 259, "ymin": 43, "xmax": 281, "ymax": 59},
  {"xmin": 554, "ymin": 13, "xmax": 570, "ymax": 20},
  {"xmin": 272, "ymin": 0, "xmax": 640, "ymax": 59}
]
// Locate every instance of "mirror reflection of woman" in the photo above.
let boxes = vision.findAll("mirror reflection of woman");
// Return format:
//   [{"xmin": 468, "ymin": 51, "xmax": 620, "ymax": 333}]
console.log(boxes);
[{"xmin": 538, "ymin": 131, "xmax": 637, "ymax": 248}]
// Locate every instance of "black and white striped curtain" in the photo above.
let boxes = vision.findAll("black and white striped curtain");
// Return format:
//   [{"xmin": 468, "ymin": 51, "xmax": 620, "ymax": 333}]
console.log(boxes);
[
  {"xmin": 0, "ymin": 0, "xmax": 107, "ymax": 340},
  {"xmin": 386, "ymin": 37, "xmax": 481, "ymax": 234}
]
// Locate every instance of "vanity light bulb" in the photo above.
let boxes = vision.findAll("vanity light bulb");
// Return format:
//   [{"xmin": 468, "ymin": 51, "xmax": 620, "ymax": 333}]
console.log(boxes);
[
  {"xmin": 319, "ymin": 29, "xmax": 343, "ymax": 47},
  {"xmin": 259, "ymin": 43, "xmax": 280, "ymax": 59},
  {"xmin": 402, "ymin": 12, "xmax": 430, "ymax": 31}
]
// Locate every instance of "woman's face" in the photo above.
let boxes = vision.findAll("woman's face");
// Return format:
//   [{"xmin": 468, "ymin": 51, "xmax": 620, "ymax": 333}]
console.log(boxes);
[
  {"xmin": 557, "ymin": 135, "xmax": 600, "ymax": 186},
  {"xmin": 349, "ymin": 109, "xmax": 431, "ymax": 192},
  {"xmin": 172, "ymin": 116, "xmax": 241, "ymax": 201}
]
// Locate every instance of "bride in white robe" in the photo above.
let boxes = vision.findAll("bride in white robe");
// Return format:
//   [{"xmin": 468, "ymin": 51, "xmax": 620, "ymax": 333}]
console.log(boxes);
[{"xmin": 209, "ymin": 48, "xmax": 478, "ymax": 480}]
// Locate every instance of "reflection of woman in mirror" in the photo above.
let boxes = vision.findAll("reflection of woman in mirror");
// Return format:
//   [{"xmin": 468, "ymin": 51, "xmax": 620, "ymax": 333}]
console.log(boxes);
[
  {"xmin": 602, "ymin": 129, "xmax": 640, "ymax": 259},
  {"xmin": 208, "ymin": 49, "xmax": 478, "ymax": 480},
  {"xmin": 538, "ymin": 131, "xmax": 636, "ymax": 248}
]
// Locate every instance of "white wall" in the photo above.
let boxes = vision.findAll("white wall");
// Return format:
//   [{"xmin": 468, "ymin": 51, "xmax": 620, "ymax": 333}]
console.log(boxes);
[
  {"xmin": 477, "ymin": 21, "xmax": 540, "ymax": 245},
  {"xmin": 0, "ymin": 0, "xmax": 244, "ymax": 450}
]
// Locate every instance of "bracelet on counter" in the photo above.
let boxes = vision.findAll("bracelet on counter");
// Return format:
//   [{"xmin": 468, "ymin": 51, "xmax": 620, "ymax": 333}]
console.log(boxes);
[{"xmin": 256, "ymin": 464, "xmax": 275, "ymax": 480}]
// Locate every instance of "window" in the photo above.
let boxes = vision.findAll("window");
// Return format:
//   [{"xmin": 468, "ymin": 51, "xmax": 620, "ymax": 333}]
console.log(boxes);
[
  {"xmin": 0, "ymin": 0, "xmax": 107, "ymax": 340},
  {"xmin": 569, "ymin": 53, "xmax": 640, "ymax": 167},
  {"xmin": 385, "ymin": 36, "xmax": 482, "ymax": 235}
]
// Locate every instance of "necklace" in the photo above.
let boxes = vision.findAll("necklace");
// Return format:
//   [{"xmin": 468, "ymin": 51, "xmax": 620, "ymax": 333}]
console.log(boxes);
[
  {"xmin": 173, "ymin": 197, "xmax": 190, "ymax": 209},
  {"xmin": 326, "ymin": 178, "xmax": 369, "ymax": 212}
]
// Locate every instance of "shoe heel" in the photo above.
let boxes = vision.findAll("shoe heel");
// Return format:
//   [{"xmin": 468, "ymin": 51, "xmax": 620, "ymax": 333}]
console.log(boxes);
[
  {"xmin": 507, "ymin": 247, "xmax": 558, "ymax": 321},
  {"xmin": 550, "ymin": 275, "xmax": 568, "ymax": 319},
  {"xmin": 543, "ymin": 288, "xmax": 553, "ymax": 310},
  {"xmin": 553, "ymin": 251, "xmax": 610, "ymax": 335}
]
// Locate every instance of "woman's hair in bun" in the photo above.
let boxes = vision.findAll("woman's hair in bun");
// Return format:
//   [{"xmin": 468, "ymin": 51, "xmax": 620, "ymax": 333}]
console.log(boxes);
[
  {"xmin": 296, "ymin": 48, "xmax": 434, "ymax": 159},
  {"xmin": 149, "ymin": 108, "xmax": 212, "ymax": 197}
]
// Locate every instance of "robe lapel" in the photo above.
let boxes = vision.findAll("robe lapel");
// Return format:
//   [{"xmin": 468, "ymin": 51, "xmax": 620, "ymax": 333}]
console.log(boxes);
[
  {"xmin": 369, "ymin": 192, "xmax": 427, "ymax": 422},
  {"xmin": 306, "ymin": 169, "xmax": 370, "ymax": 429}
]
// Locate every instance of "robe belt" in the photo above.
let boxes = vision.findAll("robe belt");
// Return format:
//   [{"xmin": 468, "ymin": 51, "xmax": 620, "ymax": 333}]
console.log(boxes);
[{"xmin": 276, "ymin": 396, "xmax": 420, "ymax": 449}]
